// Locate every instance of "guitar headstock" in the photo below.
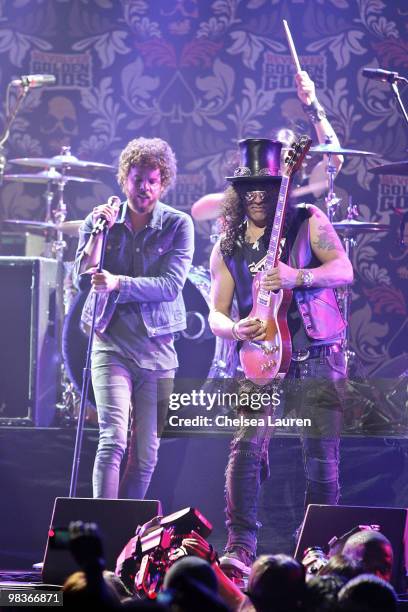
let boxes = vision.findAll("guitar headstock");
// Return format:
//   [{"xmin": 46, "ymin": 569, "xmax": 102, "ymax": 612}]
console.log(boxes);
[{"xmin": 284, "ymin": 135, "xmax": 312, "ymax": 178}]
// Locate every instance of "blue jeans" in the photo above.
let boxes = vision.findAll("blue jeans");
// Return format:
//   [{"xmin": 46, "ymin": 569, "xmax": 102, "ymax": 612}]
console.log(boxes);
[
  {"xmin": 225, "ymin": 350, "xmax": 347, "ymax": 556},
  {"xmin": 91, "ymin": 351, "xmax": 175, "ymax": 499}
]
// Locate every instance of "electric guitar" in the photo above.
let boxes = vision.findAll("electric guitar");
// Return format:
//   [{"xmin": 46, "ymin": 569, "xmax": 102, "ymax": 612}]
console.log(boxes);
[{"xmin": 239, "ymin": 135, "xmax": 312, "ymax": 384}]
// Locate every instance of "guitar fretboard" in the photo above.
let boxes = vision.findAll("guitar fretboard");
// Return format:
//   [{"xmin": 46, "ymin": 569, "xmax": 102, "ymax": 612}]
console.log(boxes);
[{"xmin": 257, "ymin": 175, "xmax": 290, "ymax": 306}]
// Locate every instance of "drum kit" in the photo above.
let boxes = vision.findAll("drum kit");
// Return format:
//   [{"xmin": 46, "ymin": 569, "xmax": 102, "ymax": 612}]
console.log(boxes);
[
  {"xmin": 1, "ymin": 146, "xmax": 117, "ymax": 419},
  {"xmin": 2, "ymin": 145, "xmax": 115, "ymax": 259}
]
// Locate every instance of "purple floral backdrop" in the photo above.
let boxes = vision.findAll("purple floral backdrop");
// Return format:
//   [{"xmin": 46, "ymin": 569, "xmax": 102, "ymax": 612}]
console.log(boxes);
[{"xmin": 0, "ymin": 0, "xmax": 408, "ymax": 374}]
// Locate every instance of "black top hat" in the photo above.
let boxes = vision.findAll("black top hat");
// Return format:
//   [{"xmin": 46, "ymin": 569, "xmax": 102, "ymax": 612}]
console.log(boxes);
[{"xmin": 226, "ymin": 138, "xmax": 282, "ymax": 182}]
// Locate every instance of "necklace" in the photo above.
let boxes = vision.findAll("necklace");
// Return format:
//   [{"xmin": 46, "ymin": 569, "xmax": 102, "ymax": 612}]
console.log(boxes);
[{"xmin": 245, "ymin": 222, "xmax": 264, "ymax": 251}]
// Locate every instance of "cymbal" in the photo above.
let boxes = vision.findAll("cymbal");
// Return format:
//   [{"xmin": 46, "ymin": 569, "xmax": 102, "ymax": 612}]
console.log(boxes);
[
  {"xmin": 3, "ymin": 170, "xmax": 99, "ymax": 184},
  {"xmin": 9, "ymin": 154, "xmax": 115, "ymax": 171},
  {"xmin": 310, "ymin": 144, "xmax": 377, "ymax": 156},
  {"xmin": 3, "ymin": 219, "xmax": 83, "ymax": 236},
  {"xmin": 368, "ymin": 160, "xmax": 408, "ymax": 176},
  {"xmin": 333, "ymin": 219, "xmax": 389, "ymax": 234},
  {"xmin": 59, "ymin": 220, "xmax": 82, "ymax": 236}
]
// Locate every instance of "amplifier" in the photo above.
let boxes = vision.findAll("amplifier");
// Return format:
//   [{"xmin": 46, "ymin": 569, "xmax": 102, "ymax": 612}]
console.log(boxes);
[{"xmin": 0, "ymin": 257, "xmax": 61, "ymax": 426}]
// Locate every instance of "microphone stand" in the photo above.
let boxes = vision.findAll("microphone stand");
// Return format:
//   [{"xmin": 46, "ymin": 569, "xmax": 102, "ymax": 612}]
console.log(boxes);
[
  {"xmin": 69, "ymin": 226, "xmax": 109, "ymax": 498},
  {"xmin": 390, "ymin": 80, "xmax": 408, "ymax": 129},
  {"xmin": 0, "ymin": 83, "xmax": 31, "ymax": 185}
]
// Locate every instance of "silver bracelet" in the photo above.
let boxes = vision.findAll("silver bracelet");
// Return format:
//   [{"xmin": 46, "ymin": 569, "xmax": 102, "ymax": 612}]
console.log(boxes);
[
  {"xmin": 232, "ymin": 322, "xmax": 244, "ymax": 341},
  {"xmin": 298, "ymin": 269, "xmax": 314, "ymax": 288}
]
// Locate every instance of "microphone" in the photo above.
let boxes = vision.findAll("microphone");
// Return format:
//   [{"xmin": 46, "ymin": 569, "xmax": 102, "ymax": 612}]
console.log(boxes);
[
  {"xmin": 91, "ymin": 195, "xmax": 122, "ymax": 236},
  {"xmin": 362, "ymin": 68, "xmax": 407, "ymax": 84},
  {"xmin": 10, "ymin": 74, "xmax": 56, "ymax": 88}
]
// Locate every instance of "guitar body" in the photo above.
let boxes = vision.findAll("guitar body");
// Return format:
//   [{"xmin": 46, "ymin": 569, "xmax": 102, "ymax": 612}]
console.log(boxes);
[{"xmin": 240, "ymin": 270, "xmax": 293, "ymax": 384}]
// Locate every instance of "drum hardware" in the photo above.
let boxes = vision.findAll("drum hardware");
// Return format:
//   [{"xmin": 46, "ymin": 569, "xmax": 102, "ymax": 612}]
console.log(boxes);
[
  {"xmin": 368, "ymin": 160, "xmax": 408, "ymax": 176},
  {"xmin": 309, "ymin": 144, "xmax": 378, "ymax": 156},
  {"xmin": 2, "ymin": 169, "xmax": 100, "ymax": 184},
  {"xmin": 182, "ymin": 310, "xmax": 208, "ymax": 341},
  {"xmin": 333, "ymin": 199, "xmax": 389, "ymax": 370},
  {"xmin": 9, "ymin": 152, "xmax": 116, "ymax": 172},
  {"xmin": 8, "ymin": 146, "xmax": 113, "ymax": 258},
  {"xmin": 3, "ymin": 219, "xmax": 84, "ymax": 237},
  {"xmin": 310, "ymin": 143, "xmax": 378, "ymax": 222},
  {"xmin": 310, "ymin": 142, "xmax": 339, "ymax": 223},
  {"xmin": 5, "ymin": 147, "xmax": 115, "ymax": 429}
]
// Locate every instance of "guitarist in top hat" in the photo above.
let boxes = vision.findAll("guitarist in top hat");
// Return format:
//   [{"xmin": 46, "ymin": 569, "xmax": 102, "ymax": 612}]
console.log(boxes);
[{"xmin": 208, "ymin": 136, "xmax": 353, "ymax": 581}]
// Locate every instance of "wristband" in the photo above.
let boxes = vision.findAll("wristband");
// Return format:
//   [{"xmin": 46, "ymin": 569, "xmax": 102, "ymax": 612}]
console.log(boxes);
[{"xmin": 302, "ymin": 98, "xmax": 327, "ymax": 124}]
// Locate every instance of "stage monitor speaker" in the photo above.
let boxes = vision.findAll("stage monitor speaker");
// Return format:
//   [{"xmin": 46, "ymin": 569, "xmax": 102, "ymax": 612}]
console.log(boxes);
[
  {"xmin": 294, "ymin": 504, "xmax": 408, "ymax": 592},
  {"xmin": 0, "ymin": 256, "xmax": 61, "ymax": 426},
  {"xmin": 42, "ymin": 497, "xmax": 162, "ymax": 585}
]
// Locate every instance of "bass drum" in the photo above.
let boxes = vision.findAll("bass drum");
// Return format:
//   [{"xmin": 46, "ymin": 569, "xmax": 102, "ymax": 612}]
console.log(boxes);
[{"xmin": 62, "ymin": 266, "xmax": 238, "ymax": 407}]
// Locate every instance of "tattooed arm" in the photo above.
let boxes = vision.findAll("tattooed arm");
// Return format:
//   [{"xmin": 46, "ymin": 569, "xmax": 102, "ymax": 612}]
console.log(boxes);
[
  {"xmin": 307, "ymin": 208, "xmax": 353, "ymax": 287},
  {"xmin": 254, "ymin": 208, "xmax": 353, "ymax": 293}
]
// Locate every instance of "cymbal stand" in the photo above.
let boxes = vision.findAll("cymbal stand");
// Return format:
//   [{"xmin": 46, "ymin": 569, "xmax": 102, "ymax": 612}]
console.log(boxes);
[
  {"xmin": 50, "ymin": 148, "xmax": 70, "ymax": 421},
  {"xmin": 324, "ymin": 152, "xmax": 341, "ymax": 222},
  {"xmin": 40, "ymin": 181, "xmax": 55, "ymax": 258},
  {"xmin": 339, "ymin": 198, "xmax": 359, "ymax": 370},
  {"xmin": 44, "ymin": 181, "xmax": 54, "ymax": 223}
]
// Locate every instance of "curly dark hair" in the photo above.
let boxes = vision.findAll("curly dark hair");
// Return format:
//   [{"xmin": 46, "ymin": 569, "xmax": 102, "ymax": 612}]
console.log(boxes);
[
  {"xmin": 117, "ymin": 137, "xmax": 177, "ymax": 195},
  {"xmin": 220, "ymin": 180, "xmax": 292, "ymax": 257}
]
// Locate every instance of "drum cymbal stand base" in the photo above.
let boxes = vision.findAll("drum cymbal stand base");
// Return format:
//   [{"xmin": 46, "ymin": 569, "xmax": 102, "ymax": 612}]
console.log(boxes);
[{"xmin": 55, "ymin": 368, "xmax": 80, "ymax": 426}]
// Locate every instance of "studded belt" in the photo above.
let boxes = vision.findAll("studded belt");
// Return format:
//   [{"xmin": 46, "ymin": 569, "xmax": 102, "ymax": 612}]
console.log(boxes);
[{"xmin": 291, "ymin": 343, "xmax": 343, "ymax": 362}]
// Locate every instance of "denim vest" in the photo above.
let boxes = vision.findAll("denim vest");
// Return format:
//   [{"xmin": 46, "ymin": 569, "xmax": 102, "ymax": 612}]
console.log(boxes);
[
  {"xmin": 224, "ymin": 204, "xmax": 346, "ymax": 342},
  {"xmin": 73, "ymin": 200, "xmax": 195, "ymax": 337}
]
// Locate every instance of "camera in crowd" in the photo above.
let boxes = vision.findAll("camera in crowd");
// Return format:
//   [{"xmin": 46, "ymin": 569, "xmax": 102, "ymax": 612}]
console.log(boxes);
[
  {"xmin": 301, "ymin": 524, "xmax": 381, "ymax": 576},
  {"xmin": 114, "ymin": 507, "xmax": 212, "ymax": 597}
]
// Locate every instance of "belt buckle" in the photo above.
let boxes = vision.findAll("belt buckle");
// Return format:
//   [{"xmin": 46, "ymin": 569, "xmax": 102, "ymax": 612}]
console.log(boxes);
[{"xmin": 291, "ymin": 348, "xmax": 310, "ymax": 362}]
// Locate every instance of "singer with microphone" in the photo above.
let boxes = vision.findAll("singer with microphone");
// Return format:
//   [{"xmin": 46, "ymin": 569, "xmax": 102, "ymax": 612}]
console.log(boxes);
[{"xmin": 73, "ymin": 137, "xmax": 194, "ymax": 500}]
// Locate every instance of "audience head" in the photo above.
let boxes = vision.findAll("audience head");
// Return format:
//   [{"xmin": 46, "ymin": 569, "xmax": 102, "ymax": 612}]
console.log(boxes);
[
  {"xmin": 161, "ymin": 556, "xmax": 227, "ymax": 612},
  {"xmin": 303, "ymin": 574, "xmax": 345, "ymax": 612},
  {"xmin": 342, "ymin": 530, "xmax": 393, "ymax": 582},
  {"xmin": 318, "ymin": 553, "xmax": 364, "ymax": 581},
  {"xmin": 246, "ymin": 553, "xmax": 305, "ymax": 612},
  {"xmin": 337, "ymin": 573, "xmax": 397, "ymax": 612}
]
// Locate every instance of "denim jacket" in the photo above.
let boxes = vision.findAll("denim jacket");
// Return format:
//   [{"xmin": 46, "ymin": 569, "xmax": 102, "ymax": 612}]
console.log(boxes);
[{"xmin": 73, "ymin": 200, "xmax": 195, "ymax": 337}]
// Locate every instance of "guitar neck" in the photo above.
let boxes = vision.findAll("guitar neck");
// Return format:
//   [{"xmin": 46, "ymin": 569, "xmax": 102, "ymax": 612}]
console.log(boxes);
[
  {"xmin": 256, "ymin": 175, "xmax": 290, "ymax": 307},
  {"xmin": 254, "ymin": 135, "xmax": 311, "ymax": 307},
  {"xmin": 265, "ymin": 175, "xmax": 290, "ymax": 269}
]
